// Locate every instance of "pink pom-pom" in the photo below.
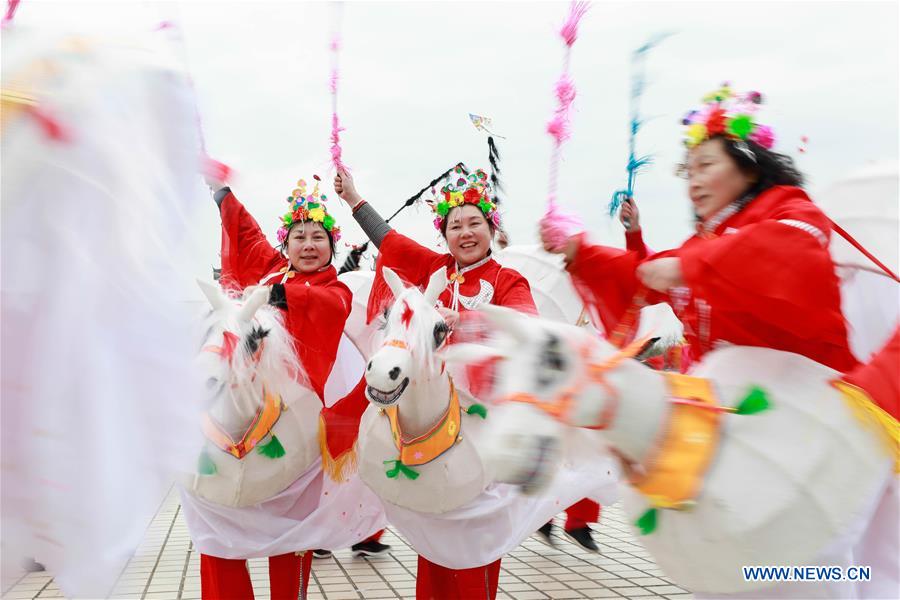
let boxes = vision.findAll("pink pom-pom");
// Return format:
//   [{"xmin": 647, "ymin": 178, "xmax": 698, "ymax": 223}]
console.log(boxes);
[
  {"xmin": 541, "ymin": 199, "xmax": 584, "ymax": 250},
  {"xmin": 547, "ymin": 115, "xmax": 570, "ymax": 145},
  {"xmin": 433, "ymin": 217, "xmax": 443, "ymax": 230},
  {"xmin": 559, "ymin": 1, "xmax": 590, "ymax": 47},
  {"xmin": 555, "ymin": 75, "xmax": 576, "ymax": 106},
  {"xmin": 749, "ymin": 124, "xmax": 775, "ymax": 149},
  {"xmin": 276, "ymin": 227, "xmax": 288, "ymax": 244}
]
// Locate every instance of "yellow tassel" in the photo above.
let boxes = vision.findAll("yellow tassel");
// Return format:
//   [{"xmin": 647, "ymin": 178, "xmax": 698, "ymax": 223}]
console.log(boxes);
[
  {"xmin": 832, "ymin": 380, "xmax": 900, "ymax": 472},
  {"xmin": 318, "ymin": 414, "xmax": 359, "ymax": 483}
]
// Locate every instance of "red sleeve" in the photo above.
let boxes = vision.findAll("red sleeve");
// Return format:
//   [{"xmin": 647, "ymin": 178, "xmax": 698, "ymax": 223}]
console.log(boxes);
[
  {"xmin": 625, "ymin": 229, "xmax": 649, "ymax": 259},
  {"xmin": 842, "ymin": 328, "xmax": 899, "ymax": 420},
  {"xmin": 366, "ymin": 230, "xmax": 445, "ymax": 323},
  {"xmin": 678, "ymin": 215, "xmax": 849, "ymax": 350},
  {"xmin": 566, "ymin": 234, "xmax": 664, "ymax": 337},
  {"xmin": 219, "ymin": 192, "xmax": 283, "ymax": 290},
  {"xmin": 495, "ymin": 269, "xmax": 538, "ymax": 316},
  {"xmin": 281, "ymin": 280, "xmax": 352, "ymax": 401}
]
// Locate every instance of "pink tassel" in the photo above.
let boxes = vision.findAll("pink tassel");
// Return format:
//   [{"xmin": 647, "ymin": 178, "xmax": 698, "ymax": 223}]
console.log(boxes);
[{"xmin": 559, "ymin": 1, "xmax": 590, "ymax": 47}]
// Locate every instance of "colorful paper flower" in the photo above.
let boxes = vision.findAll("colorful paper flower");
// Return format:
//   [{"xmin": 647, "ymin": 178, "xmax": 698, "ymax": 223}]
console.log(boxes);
[
  {"xmin": 682, "ymin": 84, "xmax": 777, "ymax": 151},
  {"xmin": 686, "ymin": 123, "xmax": 707, "ymax": 147},
  {"xmin": 728, "ymin": 114, "xmax": 754, "ymax": 139},
  {"xmin": 749, "ymin": 124, "xmax": 775, "ymax": 149}
]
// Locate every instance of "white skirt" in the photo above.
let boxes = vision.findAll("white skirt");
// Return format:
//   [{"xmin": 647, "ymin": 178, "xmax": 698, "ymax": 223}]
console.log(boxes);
[
  {"xmin": 383, "ymin": 431, "xmax": 620, "ymax": 569},
  {"xmin": 180, "ymin": 458, "xmax": 387, "ymax": 558}
]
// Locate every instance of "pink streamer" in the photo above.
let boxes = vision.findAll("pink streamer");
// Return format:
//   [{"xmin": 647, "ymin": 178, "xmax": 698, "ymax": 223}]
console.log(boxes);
[
  {"xmin": 543, "ymin": 1, "xmax": 590, "ymax": 228},
  {"xmin": 329, "ymin": 4, "xmax": 348, "ymax": 173},
  {"xmin": 155, "ymin": 18, "xmax": 232, "ymax": 183}
]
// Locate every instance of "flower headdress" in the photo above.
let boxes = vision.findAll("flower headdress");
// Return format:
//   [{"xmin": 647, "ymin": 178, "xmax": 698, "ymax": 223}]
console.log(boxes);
[
  {"xmin": 276, "ymin": 175, "xmax": 341, "ymax": 244},
  {"xmin": 682, "ymin": 83, "xmax": 775, "ymax": 150},
  {"xmin": 430, "ymin": 166, "xmax": 500, "ymax": 231}
]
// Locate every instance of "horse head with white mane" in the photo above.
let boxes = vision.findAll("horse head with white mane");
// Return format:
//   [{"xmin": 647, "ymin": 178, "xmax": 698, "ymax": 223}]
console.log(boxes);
[
  {"xmin": 447, "ymin": 305, "xmax": 895, "ymax": 594},
  {"xmin": 356, "ymin": 267, "xmax": 563, "ymax": 513},
  {"xmin": 185, "ymin": 281, "xmax": 322, "ymax": 507}
]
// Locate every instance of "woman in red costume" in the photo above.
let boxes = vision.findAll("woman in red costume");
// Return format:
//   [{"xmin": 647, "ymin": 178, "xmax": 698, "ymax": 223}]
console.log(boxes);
[
  {"xmin": 542, "ymin": 83, "xmax": 858, "ymax": 374},
  {"xmin": 196, "ymin": 175, "xmax": 377, "ymax": 599},
  {"xmin": 334, "ymin": 166, "xmax": 536, "ymax": 600}
]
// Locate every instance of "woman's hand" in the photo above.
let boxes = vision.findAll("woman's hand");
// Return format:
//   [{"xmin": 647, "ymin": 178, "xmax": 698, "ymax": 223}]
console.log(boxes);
[
  {"xmin": 637, "ymin": 257, "xmax": 684, "ymax": 292},
  {"xmin": 619, "ymin": 198, "xmax": 641, "ymax": 232},
  {"xmin": 333, "ymin": 169, "xmax": 362, "ymax": 208},
  {"xmin": 436, "ymin": 307, "xmax": 460, "ymax": 330},
  {"xmin": 204, "ymin": 173, "xmax": 226, "ymax": 194}
]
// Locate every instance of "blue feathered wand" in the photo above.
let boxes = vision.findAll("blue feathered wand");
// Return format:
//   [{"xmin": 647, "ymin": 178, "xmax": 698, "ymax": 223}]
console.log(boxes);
[{"xmin": 609, "ymin": 33, "xmax": 671, "ymax": 227}]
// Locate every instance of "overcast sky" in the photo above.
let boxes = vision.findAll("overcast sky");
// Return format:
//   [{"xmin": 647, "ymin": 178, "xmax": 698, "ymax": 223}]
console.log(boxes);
[{"xmin": 13, "ymin": 0, "xmax": 899, "ymax": 281}]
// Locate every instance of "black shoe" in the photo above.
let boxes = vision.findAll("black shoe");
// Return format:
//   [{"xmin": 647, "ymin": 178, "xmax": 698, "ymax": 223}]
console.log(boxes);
[
  {"xmin": 564, "ymin": 526, "xmax": 599, "ymax": 553},
  {"xmin": 312, "ymin": 549, "xmax": 332, "ymax": 559},
  {"xmin": 351, "ymin": 540, "xmax": 392, "ymax": 557},
  {"xmin": 536, "ymin": 522, "xmax": 554, "ymax": 547}
]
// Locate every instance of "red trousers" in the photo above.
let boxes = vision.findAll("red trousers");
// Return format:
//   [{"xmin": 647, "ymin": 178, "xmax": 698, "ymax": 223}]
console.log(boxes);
[
  {"xmin": 415, "ymin": 555, "xmax": 502, "ymax": 600},
  {"xmin": 564, "ymin": 498, "xmax": 601, "ymax": 531},
  {"xmin": 200, "ymin": 551, "xmax": 313, "ymax": 600}
]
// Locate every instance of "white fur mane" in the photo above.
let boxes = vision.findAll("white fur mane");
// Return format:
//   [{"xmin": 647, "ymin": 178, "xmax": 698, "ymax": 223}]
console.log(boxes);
[{"xmin": 200, "ymin": 292, "xmax": 305, "ymax": 428}]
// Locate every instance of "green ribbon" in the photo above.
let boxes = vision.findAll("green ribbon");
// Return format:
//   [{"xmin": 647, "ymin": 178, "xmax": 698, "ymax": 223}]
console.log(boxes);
[{"xmin": 383, "ymin": 459, "xmax": 420, "ymax": 480}]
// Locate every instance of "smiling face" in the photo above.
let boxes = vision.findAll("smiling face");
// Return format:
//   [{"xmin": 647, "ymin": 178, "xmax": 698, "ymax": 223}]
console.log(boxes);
[
  {"xmin": 443, "ymin": 204, "xmax": 493, "ymax": 267},
  {"xmin": 686, "ymin": 137, "xmax": 757, "ymax": 221},
  {"xmin": 285, "ymin": 221, "xmax": 332, "ymax": 273}
]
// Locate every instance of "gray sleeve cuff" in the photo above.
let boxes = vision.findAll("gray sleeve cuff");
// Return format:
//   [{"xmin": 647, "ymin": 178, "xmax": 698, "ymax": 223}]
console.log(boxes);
[
  {"xmin": 213, "ymin": 186, "xmax": 231, "ymax": 208},
  {"xmin": 353, "ymin": 202, "xmax": 392, "ymax": 249}
]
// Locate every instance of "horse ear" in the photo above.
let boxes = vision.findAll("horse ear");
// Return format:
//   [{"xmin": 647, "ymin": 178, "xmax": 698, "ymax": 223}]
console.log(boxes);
[
  {"xmin": 198, "ymin": 279, "xmax": 226, "ymax": 311},
  {"xmin": 382, "ymin": 267, "xmax": 406, "ymax": 300},
  {"xmin": 438, "ymin": 342, "xmax": 508, "ymax": 365},
  {"xmin": 479, "ymin": 304, "xmax": 530, "ymax": 343},
  {"xmin": 237, "ymin": 286, "xmax": 270, "ymax": 322},
  {"xmin": 424, "ymin": 267, "xmax": 448, "ymax": 306}
]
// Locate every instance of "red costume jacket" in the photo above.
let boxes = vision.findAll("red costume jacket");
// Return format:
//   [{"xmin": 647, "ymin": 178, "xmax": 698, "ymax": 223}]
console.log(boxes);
[
  {"xmin": 366, "ymin": 230, "xmax": 537, "ymax": 322},
  {"xmin": 568, "ymin": 185, "xmax": 859, "ymax": 373},
  {"xmin": 219, "ymin": 191, "xmax": 351, "ymax": 401}
]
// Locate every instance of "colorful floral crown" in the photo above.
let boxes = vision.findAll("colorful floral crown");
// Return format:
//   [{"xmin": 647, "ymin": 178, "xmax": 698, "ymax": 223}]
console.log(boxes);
[
  {"xmin": 431, "ymin": 167, "xmax": 501, "ymax": 231},
  {"xmin": 682, "ymin": 83, "xmax": 775, "ymax": 150},
  {"xmin": 276, "ymin": 175, "xmax": 341, "ymax": 244}
]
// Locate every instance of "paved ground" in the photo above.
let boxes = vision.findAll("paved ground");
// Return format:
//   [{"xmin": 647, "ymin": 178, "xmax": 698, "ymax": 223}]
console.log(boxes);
[{"xmin": 2, "ymin": 486, "xmax": 693, "ymax": 600}]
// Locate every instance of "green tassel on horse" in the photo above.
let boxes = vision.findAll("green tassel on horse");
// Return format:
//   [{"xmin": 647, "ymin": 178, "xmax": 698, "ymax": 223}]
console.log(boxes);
[
  {"xmin": 257, "ymin": 434, "xmax": 286, "ymax": 459},
  {"xmin": 197, "ymin": 447, "xmax": 218, "ymax": 475}
]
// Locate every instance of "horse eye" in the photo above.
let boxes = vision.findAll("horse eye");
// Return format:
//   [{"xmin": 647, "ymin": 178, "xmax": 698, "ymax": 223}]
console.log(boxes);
[
  {"xmin": 206, "ymin": 377, "xmax": 219, "ymax": 391},
  {"xmin": 433, "ymin": 322, "xmax": 449, "ymax": 348}
]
